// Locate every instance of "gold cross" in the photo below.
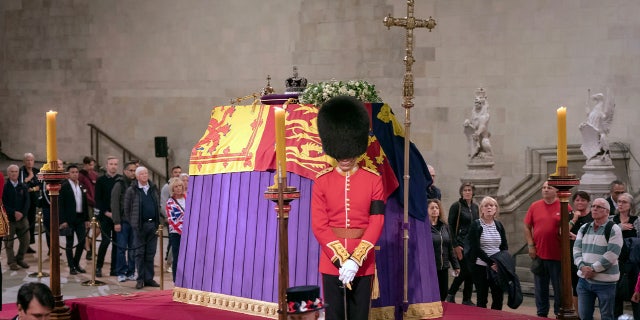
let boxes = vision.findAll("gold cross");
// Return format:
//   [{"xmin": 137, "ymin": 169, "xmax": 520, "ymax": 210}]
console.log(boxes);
[
  {"xmin": 383, "ymin": 0, "xmax": 436, "ymax": 108},
  {"xmin": 383, "ymin": 0, "xmax": 435, "ymax": 313}
]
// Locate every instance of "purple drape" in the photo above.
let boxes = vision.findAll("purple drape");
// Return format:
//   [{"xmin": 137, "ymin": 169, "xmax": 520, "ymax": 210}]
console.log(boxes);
[
  {"xmin": 176, "ymin": 171, "xmax": 321, "ymax": 302},
  {"xmin": 176, "ymin": 170, "xmax": 440, "ymax": 312}
]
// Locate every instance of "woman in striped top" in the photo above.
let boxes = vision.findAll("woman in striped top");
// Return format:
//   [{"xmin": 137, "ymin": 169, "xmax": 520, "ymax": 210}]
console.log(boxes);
[{"xmin": 466, "ymin": 196, "xmax": 508, "ymax": 310}]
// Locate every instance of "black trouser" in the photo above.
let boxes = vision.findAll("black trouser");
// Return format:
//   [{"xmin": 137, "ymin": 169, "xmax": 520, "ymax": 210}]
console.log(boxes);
[
  {"xmin": 65, "ymin": 220, "xmax": 86, "ymax": 269},
  {"xmin": 96, "ymin": 214, "xmax": 117, "ymax": 273},
  {"xmin": 133, "ymin": 220, "xmax": 158, "ymax": 284},
  {"xmin": 436, "ymin": 268, "xmax": 450, "ymax": 301},
  {"xmin": 28, "ymin": 191, "xmax": 38, "ymax": 244},
  {"xmin": 448, "ymin": 258, "xmax": 474, "ymax": 301},
  {"xmin": 42, "ymin": 206, "xmax": 51, "ymax": 252},
  {"xmin": 322, "ymin": 274, "xmax": 372, "ymax": 320},
  {"xmin": 615, "ymin": 262, "xmax": 637, "ymax": 317},
  {"xmin": 169, "ymin": 233, "xmax": 181, "ymax": 282},
  {"xmin": 472, "ymin": 264, "xmax": 503, "ymax": 310}
]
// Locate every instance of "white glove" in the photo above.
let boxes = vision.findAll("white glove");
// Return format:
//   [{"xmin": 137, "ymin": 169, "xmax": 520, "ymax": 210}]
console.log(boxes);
[{"xmin": 338, "ymin": 259, "xmax": 359, "ymax": 285}]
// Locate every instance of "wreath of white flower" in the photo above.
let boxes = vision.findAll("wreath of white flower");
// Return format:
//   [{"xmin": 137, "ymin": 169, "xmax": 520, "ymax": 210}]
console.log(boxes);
[{"xmin": 298, "ymin": 80, "xmax": 382, "ymax": 106}]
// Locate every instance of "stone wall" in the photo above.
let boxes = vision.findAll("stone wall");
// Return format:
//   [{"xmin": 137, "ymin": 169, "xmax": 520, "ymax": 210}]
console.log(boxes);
[{"xmin": 1, "ymin": 0, "xmax": 639, "ymax": 212}]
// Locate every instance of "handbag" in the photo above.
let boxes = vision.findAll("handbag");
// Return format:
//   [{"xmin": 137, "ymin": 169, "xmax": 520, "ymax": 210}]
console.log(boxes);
[{"xmin": 0, "ymin": 202, "xmax": 10, "ymax": 237}]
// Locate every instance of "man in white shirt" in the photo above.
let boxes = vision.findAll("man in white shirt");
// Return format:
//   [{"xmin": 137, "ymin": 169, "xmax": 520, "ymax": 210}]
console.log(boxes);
[{"xmin": 59, "ymin": 164, "xmax": 90, "ymax": 275}]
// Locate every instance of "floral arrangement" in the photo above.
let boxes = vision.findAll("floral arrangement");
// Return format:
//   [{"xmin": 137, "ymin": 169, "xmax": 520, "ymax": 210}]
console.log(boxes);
[{"xmin": 298, "ymin": 80, "xmax": 382, "ymax": 106}]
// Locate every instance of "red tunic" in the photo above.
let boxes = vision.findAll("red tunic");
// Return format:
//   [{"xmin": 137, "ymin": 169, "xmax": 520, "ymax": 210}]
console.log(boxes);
[{"xmin": 311, "ymin": 167, "xmax": 385, "ymax": 276}]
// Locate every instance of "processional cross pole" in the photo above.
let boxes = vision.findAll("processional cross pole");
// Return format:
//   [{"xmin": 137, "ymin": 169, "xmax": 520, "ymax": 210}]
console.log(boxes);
[{"xmin": 383, "ymin": 0, "xmax": 435, "ymax": 312}]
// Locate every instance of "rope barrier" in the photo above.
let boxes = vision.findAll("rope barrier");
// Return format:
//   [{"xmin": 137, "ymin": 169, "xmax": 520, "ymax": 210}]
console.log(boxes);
[{"xmin": 92, "ymin": 219, "xmax": 160, "ymax": 252}]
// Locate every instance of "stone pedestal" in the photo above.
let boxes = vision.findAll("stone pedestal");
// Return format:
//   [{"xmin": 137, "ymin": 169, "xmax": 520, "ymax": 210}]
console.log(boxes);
[
  {"xmin": 579, "ymin": 164, "xmax": 618, "ymax": 199},
  {"xmin": 462, "ymin": 159, "xmax": 501, "ymax": 203}
]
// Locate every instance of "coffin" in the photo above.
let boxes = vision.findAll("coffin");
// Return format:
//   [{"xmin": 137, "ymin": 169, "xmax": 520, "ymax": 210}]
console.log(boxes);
[{"xmin": 174, "ymin": 103, "xmax": 442, "ymax": 319}]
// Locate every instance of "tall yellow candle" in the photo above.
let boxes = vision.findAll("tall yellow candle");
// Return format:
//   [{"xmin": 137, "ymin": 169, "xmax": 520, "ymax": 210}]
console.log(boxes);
[
  {"xmin": 274, "ymin": 107, "xmax": 286, "ymax": 186},
  {"xmin": 46, "ymin": 110, "xmax": 58, "ymax": 164},
  {"xmin": 556, "ymin": 106, "xmax": 567, "ymax": 169}
]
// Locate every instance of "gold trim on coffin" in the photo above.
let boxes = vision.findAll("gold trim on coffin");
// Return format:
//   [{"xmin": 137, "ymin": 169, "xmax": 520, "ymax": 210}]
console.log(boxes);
[
  {"xmin": 173, "ymin": 287, "xmax": 279, "ymax": 319},
  {"xmin": 369, "ymin": 302, "xmax": 443, "ymax": 320},
  {"xmin": 173, "ymin": 287, "xmax": 442, "ymax": 320},
  {"xmin": 405, "ymin": 302, "xmax": 443, "ymax": 319}
]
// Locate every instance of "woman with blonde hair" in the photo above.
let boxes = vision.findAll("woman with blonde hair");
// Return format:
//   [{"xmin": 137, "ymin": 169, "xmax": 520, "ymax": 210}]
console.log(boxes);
[
  {"xmin": 165, "ymin": 177, "xmax": 186, "ymax": 282},
  {"xmin": 466, "ymin": 196, "xmax": 509, "ymax": 310},
  {"xmin": 428, "ymin": 199, "xmax": 460, "ymax": 301}
]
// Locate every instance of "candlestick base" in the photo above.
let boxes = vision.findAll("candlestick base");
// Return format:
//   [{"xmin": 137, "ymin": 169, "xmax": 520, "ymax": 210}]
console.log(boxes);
[
  {"xmin": 264, "ymin": 183, "xmax": 300, "ymax": 320},
  {"xmin": 37, "ymin": 170, "xmax": 70, "ymax": 320},
  {"xmin": 50, "ymin": 298, "xmax": 71, "ymax": 320},
  {"xmin": 27, "ymin": 271, "xmax": 50, "ymax": 278},
  {"xmin": 548, "ymin": 172, "xmax": 580, "ymax": 320},
  {"xmin": 81, "ymin": 280, "xmax": 107, "ymax": 287}
]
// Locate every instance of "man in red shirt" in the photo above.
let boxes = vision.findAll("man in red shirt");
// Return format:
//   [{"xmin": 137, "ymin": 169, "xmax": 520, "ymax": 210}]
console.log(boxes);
[
  {"xmin": 524, "ymin": 181, "xmax": 569, "ymax": 317},
  {"xmin": 312, "ymin": 96, "xmax": 384, "ymax": 320}
]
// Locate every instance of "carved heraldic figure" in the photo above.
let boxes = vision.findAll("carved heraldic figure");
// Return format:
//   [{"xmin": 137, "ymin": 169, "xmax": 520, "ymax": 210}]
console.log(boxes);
[
  {"xmin": 579, "ymin": 89, "xmax": 615, "ymax": 165},
  {"xmin": 464, "ymin": 88, "xmax": 493, "ymax": 160}
]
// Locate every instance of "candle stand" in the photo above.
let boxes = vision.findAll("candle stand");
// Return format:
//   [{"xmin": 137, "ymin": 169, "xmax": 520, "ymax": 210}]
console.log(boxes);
[
  {"xmin": 548, "ymin": 167, "xmax": 580, "ymax": 320},
  {"xmin": 28, "ymin": 212, "xmax": 50, "ymax": 278},
  {"xmin": 81, "ymin": 217, "xmax": 106, "ymax": 287},
  {"xmin": 38, "ymin": 165, "xmax": 71, "ymax": 320},
  {"xmin": 264, "ymin": 181, "xmax": 300, "ymax": 320}
]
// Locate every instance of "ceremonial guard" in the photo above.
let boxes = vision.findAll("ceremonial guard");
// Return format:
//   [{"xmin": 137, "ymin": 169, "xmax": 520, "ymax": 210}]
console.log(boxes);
[{"xmin": 312, "ymin": 96, "xmax": 385, "ymax": 320}]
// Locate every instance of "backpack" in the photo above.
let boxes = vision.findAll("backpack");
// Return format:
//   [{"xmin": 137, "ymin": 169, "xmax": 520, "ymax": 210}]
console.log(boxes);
[{"xmin": 577, "ymin": 220, "xmax": 615, "ymax": 242}]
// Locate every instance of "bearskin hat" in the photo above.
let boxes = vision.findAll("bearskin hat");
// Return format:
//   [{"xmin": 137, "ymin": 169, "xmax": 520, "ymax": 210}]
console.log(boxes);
[{"xmin": 317, "ymin": 96, "xmax": 370, "ymax": 160}]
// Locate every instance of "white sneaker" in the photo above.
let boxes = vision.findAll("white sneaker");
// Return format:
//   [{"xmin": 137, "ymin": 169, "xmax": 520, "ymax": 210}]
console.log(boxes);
[
  {"xmin": 117, "ymin": 275, "xmax": 126, "ymax": 282},
  {"xmin": 127, "ymin": 275, "xmax": 137, "ymax": 281}
]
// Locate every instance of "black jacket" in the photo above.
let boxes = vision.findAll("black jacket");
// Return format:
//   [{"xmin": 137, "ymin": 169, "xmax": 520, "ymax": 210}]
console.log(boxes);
[
  {"xmin": 123, "ymin": 181, "xmax": 162, "ymax": 230},
  {"xmin": 490, "ymin": 250, "xmax": 523, "ymax": 309},
  {"xmin": 95, "ymin": 173, "xmax": 122, "ymax": 214},
  {"xmin": 430, "ymin": 221, "xmax": 460, "ymax": 270},
  {"xmin": 448, "ymin": 199, "xmax": 479, "ymax": 248},
  {"xmin": 2, "ymin": 180, "xmax": 30, "ymax": 222},
  {"xmin": 19, "ymin": 166, "xmax": 40, "ymax": 190},
  {"xmin": 465, "ymin": 219, "xmax": 508, "ymax": 267},
  {"xmin": 59, "ymin": 180, "xmax": 89, "ymax": 225}
]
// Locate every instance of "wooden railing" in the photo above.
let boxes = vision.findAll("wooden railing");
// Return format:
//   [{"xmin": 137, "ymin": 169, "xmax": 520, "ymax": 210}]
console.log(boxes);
[{"xmin": 87, "ymin": 123, "xmax": 166, "ymax": 186}]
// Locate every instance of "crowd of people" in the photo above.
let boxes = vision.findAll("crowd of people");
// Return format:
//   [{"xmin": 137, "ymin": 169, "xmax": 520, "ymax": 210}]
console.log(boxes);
[
  {"xmin": 1, "ymin": 153, "xmax": 188, "ymax": 290},
  {"xmin": 428, "ymin": 167, "xmax": 639, "ymax": 320},
  {"xmin": 0, "ymin": 143, "xmax": 637, "ymax": 319}
]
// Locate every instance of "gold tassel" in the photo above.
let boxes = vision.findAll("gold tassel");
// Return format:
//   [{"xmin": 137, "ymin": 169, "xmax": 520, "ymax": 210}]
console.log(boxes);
[
  {"xmin": 251, "ymin": 98, "xmax": 260, "ymax": 113},
  {"xmin": 371, "ymin": 265, "xmax": 380, "ymax": 300}
]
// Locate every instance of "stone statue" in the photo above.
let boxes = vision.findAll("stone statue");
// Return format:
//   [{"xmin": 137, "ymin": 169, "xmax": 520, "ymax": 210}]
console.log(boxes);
[
  {"xmin": 579, "ymin": 89, "xmax": 616, "ymax": 165},
  {"xmin": 464, "ymin": 88, "xmax": 493, "ymax": 160}
]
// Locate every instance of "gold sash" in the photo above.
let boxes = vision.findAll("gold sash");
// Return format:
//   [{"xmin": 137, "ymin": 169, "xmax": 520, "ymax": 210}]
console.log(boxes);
[{"xmin": 0, "ymin": 202, "xmax": 10, "ymax": 237}]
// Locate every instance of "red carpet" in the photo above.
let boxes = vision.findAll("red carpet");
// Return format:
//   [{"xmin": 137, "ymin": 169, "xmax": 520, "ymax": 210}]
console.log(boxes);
[{"xmin": 0, "ymin": 291, "xmax": 538, "ymax": 319}]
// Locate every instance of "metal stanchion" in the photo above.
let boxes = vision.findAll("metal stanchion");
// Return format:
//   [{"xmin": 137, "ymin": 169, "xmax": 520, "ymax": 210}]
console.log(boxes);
[
  {"xmin": 28, "ymin": 212, "xmax": 50, "ymax": 278},
  {"xmin": 157, "ymin": 224, "xmax": 164, "ymax": 290},
  {"xmin": 82, "ymin": 217, "xmax": 106, "ymax": 286}
]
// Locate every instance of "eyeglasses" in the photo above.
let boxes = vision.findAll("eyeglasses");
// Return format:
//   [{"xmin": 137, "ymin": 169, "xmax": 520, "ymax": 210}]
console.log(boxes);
[
  {"xmin": 592, "ymin": 205, "xmax": 608, "ymax": 210},
  {"xmin": 617, "ymin": 200, "xmax": 629, "ymax": 204}
]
